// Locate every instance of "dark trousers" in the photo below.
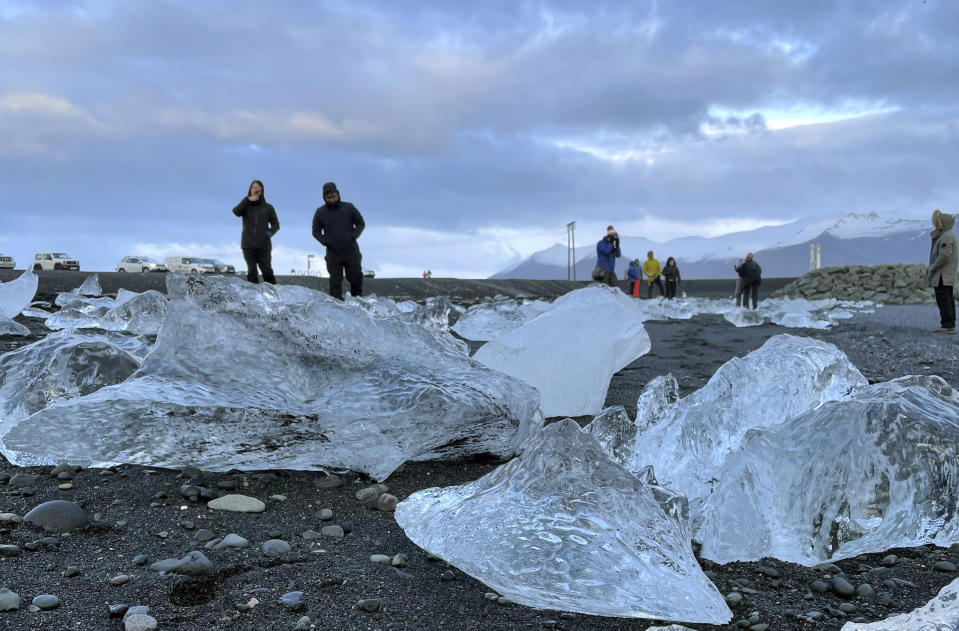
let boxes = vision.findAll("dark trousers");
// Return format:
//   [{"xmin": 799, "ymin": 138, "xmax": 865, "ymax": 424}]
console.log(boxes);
[
  {"xmin": 742, "ymin": 281, "xmax": 760, "ymax": 309},
  {"xmin": 326, "ymin": 253, "xmax": 363, "ymax": 300},
  {"xmin": 935, "ymin": 279, "xmax": 956, "ymax": 329},
  {"xmin": 242, "ymin": 248, "xmax": 275, "ymax": 284},
  {"xmin": 665, "ymin": 279, "xmax": 677, "ymax": 299},
  {"xmin": 647, "ymin": 277, "xmax": 664, "ymax": 298}
]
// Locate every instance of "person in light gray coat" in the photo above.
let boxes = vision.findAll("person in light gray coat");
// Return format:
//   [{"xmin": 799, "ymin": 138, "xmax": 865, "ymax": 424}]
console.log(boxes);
[{"xmin": 926, "ymin": 209, "xmax": 958, "ymax": 332}]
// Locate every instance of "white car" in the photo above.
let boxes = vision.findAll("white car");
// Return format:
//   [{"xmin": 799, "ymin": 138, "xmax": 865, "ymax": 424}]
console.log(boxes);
[
  {"xmin": 0, "ymin": 254, "xmax": 14, "ymax": 269},
  {"xmin": 164, "ymin": 256, "xmax": 216, "ymax": 275},
  {"xmin": 33, "ymin": 252, "xmax": 80, "ymax": 271},
  {"xmin": 116, "ymin": 255, "xmax": 167, "ymax": 273}
]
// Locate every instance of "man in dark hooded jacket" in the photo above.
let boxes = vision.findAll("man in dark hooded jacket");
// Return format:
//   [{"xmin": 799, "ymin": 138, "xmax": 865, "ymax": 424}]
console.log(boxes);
[
  {"xmin": 312, "ymin": 182, "xmax": 366, "ymax": 300},
  {"xmin": 736, "ymin": 252, "xmax": 762, "ymax": 309},
  {"xmin": 232, "ymin": 179, "xmax": 279, "ymax": 284}
]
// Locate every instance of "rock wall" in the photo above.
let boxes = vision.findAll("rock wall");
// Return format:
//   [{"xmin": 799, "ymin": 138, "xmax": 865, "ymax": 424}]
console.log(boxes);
[{"xmin": 774, "ymin": 264, "xmax": 938, "ymax": 304}]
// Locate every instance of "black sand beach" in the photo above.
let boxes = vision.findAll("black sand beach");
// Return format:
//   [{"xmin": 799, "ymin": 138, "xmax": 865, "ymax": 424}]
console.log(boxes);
[{"xmin": 0, "ymin": 272, "xmax": 957, "ymax": 630}]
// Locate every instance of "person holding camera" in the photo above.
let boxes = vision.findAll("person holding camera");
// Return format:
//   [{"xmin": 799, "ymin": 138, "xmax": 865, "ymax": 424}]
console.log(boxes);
[
  {"xmin": 232, "ymin": 179, "xmax": 280, "ymax": 284},
  {"xmin": 593, "ymin": 226, "xmax": 621, "ymax": 287}
]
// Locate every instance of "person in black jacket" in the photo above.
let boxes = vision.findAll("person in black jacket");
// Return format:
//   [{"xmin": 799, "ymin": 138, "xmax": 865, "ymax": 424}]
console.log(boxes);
[
  {"xmin": 735, "ymin": 252, "xmax": 762, "ymax": 309},
  {"xmin": 312, "ymin": 182, "xmax": 366, "ymax": 300},
  {"xmin": 232, "ymin": 179, "xmax": 280, "ymax": 284}
]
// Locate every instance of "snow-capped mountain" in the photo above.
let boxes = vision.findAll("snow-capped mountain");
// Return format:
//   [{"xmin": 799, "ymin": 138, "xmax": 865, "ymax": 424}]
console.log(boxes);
[{"xmin": 492, "ymin": 212, "xmax": 932, "ymax": 279}]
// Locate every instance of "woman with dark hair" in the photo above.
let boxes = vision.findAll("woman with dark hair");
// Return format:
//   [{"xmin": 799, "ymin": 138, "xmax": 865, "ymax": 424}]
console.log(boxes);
[
  {"xmin": 662, "ymin": 257, "xmax": 681, "ymax": 299},
  {"xmin": 232, "ymin": 179, "xmax": 280, "ymax": 284}
]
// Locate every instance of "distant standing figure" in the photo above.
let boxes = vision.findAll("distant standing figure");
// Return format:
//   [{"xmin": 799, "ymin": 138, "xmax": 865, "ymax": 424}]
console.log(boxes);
[
  {"xmin": 643, "ymin": 251, "xmax": 664, "ymax": 298},
  {"xmin": 312, "ymin": 182, "xmax": 366, "ymax": 300},
  {"xmin": 594, "ymin": 226, "xmax": 621, "ymax": 287},
  {"xmin": 926, "ymin": 209, "xmax": 957, "ymax": 333},
  {"xmin": 626, "ymin": 259, "xmax": 641, "ymax": 297},
  {"xmin": 427, "ymin": 269, "xmax": 432, "ymax": 278},
  {"xmin": 737, "ymin": 252, "xmax": 762, "ymax": 309},
  {"xmin": 232, "ymin": 179, "xmax": 280, "ymax": 284},
  {"xmin": 733, "ymin": 258, "xmax": 745, "ymax": 306},
  {"xmin": 662, "ymin": 257, "xmax": 681, "ymax": 299}
]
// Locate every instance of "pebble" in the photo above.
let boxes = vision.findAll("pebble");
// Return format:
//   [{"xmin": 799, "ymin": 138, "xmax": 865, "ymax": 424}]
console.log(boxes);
[
  {"xmin": 109, "ymin": 603, "xmax": 129, "ymax": 617},
  {"xmin": 194, "ymin": 529, "xmax": 216, "ymax": 542},
  {"xmin": 370, "ymin": 554, "xmax": 390, "ymax": 564},
  {"xmin": 357, "ymin": 598, "xmax": 382, "ymax": 612},
  {"xmin": 0, "ymin": 588, "xmax": 19, "ymax": 611},
  {"xmin": 748, "ymin": 624, "xmax": 768, "ymax": 631},
  {"xmin": 314, "ymin": 472, "xmax": 342, "ymax": 489},
  {"xmin": 8, "ymin": 473, "xmax": 40, "ymax": 487},
  {"xmin": 0, "ymin": 513, "xmax": 19, "ymax": 523},
  {"xmin": 58, "ymin": 483, "xmax": 73, "ymax": 491},
  {"xmin": 321, "ymin": 525, "xmax": 344, "ymax": 538},
  {"xmin": 496, "ymin": 596, "xmax": 514, "ymax": 606},
  {"xmin": 950, "ymin": 542, "xmax": 959, "ymax": 555},
  {"xmin": 839, "ymin": 602, "xmax": 857, "ymax": 613},
  {"xmin": 151, "ymin": 551, "xmax": 213, "ymax": 576},
  {"xmin": 832, "ymin": 577, "xmax": 856, "ymax": 597},
  {"xmin": 63, "ymin": 565, "xmax": 82, "ymax": 577},
  {"xmin": 725, "ymin": 592, "xmax": 743, "ymax": 607},
  {"xmin": 317, "ymin": 509, "xmax": 334, "ymax": 521},
  {"xmin": 301, "ymin": 530, "xmax": 323, "ymax": 540},
  {"xmin": 279, "ymin": 591, "xmax": 305, "ymax": 611},
  {"xmin": 31, "ymin": 594, "xmax": 59, "ymax": 610},
  {"xmin": 216, "ymin": 480, "xmax": 235, "ymax": 491},
  {"xmin": 881, "ymin": 554, "xmax": 898, "ymax": 567},
  {"xmin": 856, "ymin": 583, "xmax": 875, "ymax": 597},
  {"xmin": 124, "ymin": 605, "xmax": 150, "ymax": 620},
  {"xmin": 811, "ymin": 580, "xmax": 829, "ymax": 593},
  {"xmin": 355, "ymin": 487, "xmax": 381, "ymax": 502},
  {"xmin": 376, "ymin": 494, "xmax": 398, "ymax": 512},
  {"xmin": 132, "ymin": 554, "xmax": 148, "ymax": 566},
  {"xmin": 207, "ymin": 494, "xmax": 265, "ymax": 513},
  {"xmin": 935, "ymin": 560, "xmax": 957, "ymax": 572},
  {"xmin": 484, "ymin": 592, "xmax": 499, "ymax": 601},
  {"xmin": 262, "ymin": 539, "xmax": 291, "ymax": 556},
  {"xmin": 213, "ymin": 533, "xmax": 250, "ymax": 550},
  {"xmin": 0, "ymin": 545, "xmax": 19, "ymax": 557},
  {"xmin": 440, "ymin": 570, "xmax": 456, "ymax": 581},
  {"xmin": 124, "ymin": 613, "xmax": 158, "ymax": 631},
  {"xmin": 293, "ymin": 616, "xmax": 312, "ymax": 630},
  {"xmin": 23, "ymin": 500, "xmax": 89, "ymax": 532},
  {"xmin": 110, "ymin": 575, "xmax": 131, "ymax": 586},
  {"xmin": 269, "ymin": 494, "xmax": 287, "ymax": 501},
  {"xmin": 391, "ymin": 553, "xmax": 408, "ymax": 568},
  {"xmin": 757, "ymin": 566, "xmax": 779, "ymax": 578}
]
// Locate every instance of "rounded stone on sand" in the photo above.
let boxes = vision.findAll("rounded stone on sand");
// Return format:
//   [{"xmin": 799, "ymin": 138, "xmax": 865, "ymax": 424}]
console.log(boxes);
[{"xmin": 207, "ymin": 494, "xmax": 265, "ymax": 513}]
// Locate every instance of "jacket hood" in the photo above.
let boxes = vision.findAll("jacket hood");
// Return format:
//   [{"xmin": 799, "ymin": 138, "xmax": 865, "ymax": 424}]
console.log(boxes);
[{"xmin": 941, "ymin": 213, "xmax": 956, "ymax": 232}]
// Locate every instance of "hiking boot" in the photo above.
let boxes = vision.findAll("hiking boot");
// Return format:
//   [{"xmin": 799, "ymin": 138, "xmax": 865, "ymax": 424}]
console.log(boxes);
[{"xmin": 935, "ymin": 327, "xmax": 956, "ymax": 333}]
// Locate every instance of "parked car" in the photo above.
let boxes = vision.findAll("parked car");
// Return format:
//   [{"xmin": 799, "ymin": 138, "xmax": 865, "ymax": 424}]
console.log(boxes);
[
  {"xmin": 0, "ymin": 254, "xmax": 14, "ymax": 269},
  {"xmin": 116, "ymin": 255, "xmax": 167, "ymax": 273},
  {"xmin": 203, "ymin": 259, "xmax": 235, "ymax": 274},
  {"xmin": 163, "ymin": 256, "xmax": 216, "ymax": 274},
  {"xmin": 33, "ymin": 252, "xmax": 80, "ymax": 271},
  {"xmin": 362, "ymin": 269, "xmax": 376, "ymax": 278}
]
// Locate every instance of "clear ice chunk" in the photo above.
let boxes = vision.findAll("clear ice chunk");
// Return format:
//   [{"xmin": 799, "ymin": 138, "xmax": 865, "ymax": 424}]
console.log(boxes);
[
  {"xmin": 74, "ymin": 273, "xmax": 102, "ymax": 297},
  {"xmin": 0, "ymin": 270, "xmax": 38, "ymax": 319},
  {"xmin": 0, "ymin": 331, "xmax": 146, "ymax": 439},
  {"xmin": 586, "ymin": 335, "xmax": 867, "ymax": 508},
  {"xmin": 697, "ymin": 375, "xmax": 959, "ymax": 565},
  {"xmin": 473, "ymin": 286, "xmax": 651, "ymax": 417},
  {"xmin": 0, "ymin": 318, "xmax": 30, "ymax": 337},
  {"xmin": 395, "ymin": 419, "xmax": 731, "ymax": 624},
  {"xmin": 46, "ymin": 296, "xmax": 119, "ymax": 330},
  {"xmin": 839, "ymin": 577, "xmax": 959, "ymax": 630},
  {"xmin": 0, "ymin": 276, "xmax": 541, "ymax": 479},
  {"xmin": 722, "ymin": 308, "xmax": 766, "ymax": 327},
  {"xmin": 452, "ymin": 298, "xmax": 552, "ymax": 341},
  {"xmin": 44, "ymin": 290, "xmax": 168, "ymax": 335}
]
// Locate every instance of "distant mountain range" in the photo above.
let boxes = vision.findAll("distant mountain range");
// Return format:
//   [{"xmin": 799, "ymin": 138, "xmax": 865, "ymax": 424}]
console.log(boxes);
[{"xmin": 492, "ymin": 212, "xmax": 932, "ymax": 280}]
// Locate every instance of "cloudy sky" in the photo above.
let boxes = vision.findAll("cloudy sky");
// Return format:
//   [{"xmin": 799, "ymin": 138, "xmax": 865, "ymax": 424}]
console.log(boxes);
[{"xmin": 1, "ymin": 1, "xmax": 956, "ymax": 277}]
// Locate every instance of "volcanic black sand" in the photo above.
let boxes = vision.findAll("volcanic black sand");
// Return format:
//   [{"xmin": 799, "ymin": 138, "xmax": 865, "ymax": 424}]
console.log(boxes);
[{"xmin": 0, "ymin": 272, "xmax": 957, "ymax": 630}]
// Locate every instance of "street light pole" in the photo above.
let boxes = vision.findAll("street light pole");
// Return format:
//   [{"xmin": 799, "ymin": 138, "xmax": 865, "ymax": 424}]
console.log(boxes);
[
  {"xmin": 566, "ymin": 221, "xmax": 576, "ymax": 281},
  {"xmin": 307, "ymin": 254, "xmax": 315, "ymax": 276}
]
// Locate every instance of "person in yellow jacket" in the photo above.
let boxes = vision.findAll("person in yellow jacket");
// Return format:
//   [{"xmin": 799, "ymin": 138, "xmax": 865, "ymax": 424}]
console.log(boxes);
[{"xmin": 643, "ymin": 251, "xmax": 664, "ymax": 298}]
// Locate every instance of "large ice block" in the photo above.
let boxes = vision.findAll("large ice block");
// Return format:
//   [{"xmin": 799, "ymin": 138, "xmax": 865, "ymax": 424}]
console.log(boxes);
[
  {"xmin": 697, "ymin": 375, "xmax": 959, "ymax": 565},
  {"xmin": 0, "ymin": 270, "xmax": 38, "ymax": 319},
  {"xmin": 0, "ymin": 331, "xmax": 146, "ymax": 438},
  {"xmin": 839, "ymin": 578, "xmax": 959, "ymax": 630},
  {"xmin": 473, "ymin": 286, "xmax": 651, "ymax": 417},
  {"xmin": 395, "ymin": 419, "xmax": 731, "ymax": 624},
  {"xmin": 45, "ymin": 290, "xmax": 168, "ymax": 335},
  {"xmin": 586, "ymin": 335, "xmax": 867, "ymax": 507},
  {"xmin": 1, "ymin": 276, "xmax": 541, "ymax": 479},
  {"xmin": 452, "ymin": 298, "xmax": 552, "ymax": 341}
]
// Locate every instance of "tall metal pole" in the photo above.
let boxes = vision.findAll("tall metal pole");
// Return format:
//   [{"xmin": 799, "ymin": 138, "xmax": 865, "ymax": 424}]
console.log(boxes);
[
  {"xmin": 816, "ymin": 241, "xmax": 821, "ymax": 269},
  {"xmin": 566, "ymin": 221, "xmax": 576, "ymax": 281}
]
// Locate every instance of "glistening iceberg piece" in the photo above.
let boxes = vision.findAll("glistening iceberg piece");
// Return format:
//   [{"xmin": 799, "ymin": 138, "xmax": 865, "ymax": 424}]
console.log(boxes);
[
  {"xmin": 395, "ymin": 419, "xmax": 731, "ymax": 624},
  {"xmin": 45, "ymin": 291, "xmax": 168, "ymax": 335},
  {"xmin": 839, "ymin": 577, "xmax": 959, "ymax": 630},
  {"xmin": 0, "ymin": 270, "xmax": 38, "ymax": 319},
  {"xmin": 0, "ymin": 318, "xmax": 29, "ymax": 337},
  {"xmin": 452, "ymin": 298, "xmax": 552, "ymax": 341},
  {"xmin": 0, "ymin": 331, "xmax": 146, "ymax": 440},
  {"xmin": 74, "ymin": 274, "xmax": 102, "ymax": 297},
  {"xmin": 586, "ymin": 335, "xmax": 867, "ymax": 505},
  {"xmin": 697, "ymin": 375, "xmax": 959, "ymax": 565},
  {"xmin": 1, "ymin": 276, "xmax": 541, "ymax": 479},
  {"xmin": 473, "ymin": 286, "xmax": 651, "ymax": 417}
]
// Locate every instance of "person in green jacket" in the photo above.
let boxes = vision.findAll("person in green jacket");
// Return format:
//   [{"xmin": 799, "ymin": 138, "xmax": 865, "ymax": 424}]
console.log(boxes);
[
  {"xmin": 643, "ymin": 251, "xmax": 664, "ymax": 298},
  {"xmin": 926, "ymin": 209, "xmax": 958, "ymax": 332}
]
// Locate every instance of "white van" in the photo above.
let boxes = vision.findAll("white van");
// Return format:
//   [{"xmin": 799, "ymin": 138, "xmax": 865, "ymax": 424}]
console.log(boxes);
[
  {"xmin": 0, "ymin": 254, "xmax": 14, "ymax": 269},
  {"xmin": 164, "ymin": 257, "xmax": 217, "ymax": 274},
  {"xmin": 33, "ymin": 252, "xmax": 80, "ymax": 271}
]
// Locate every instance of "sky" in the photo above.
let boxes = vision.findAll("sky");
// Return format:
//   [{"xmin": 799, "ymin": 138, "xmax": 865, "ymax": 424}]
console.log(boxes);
[{"xmin": 0, "ymin": 0, "xmax": 956, "ymax": 278}]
